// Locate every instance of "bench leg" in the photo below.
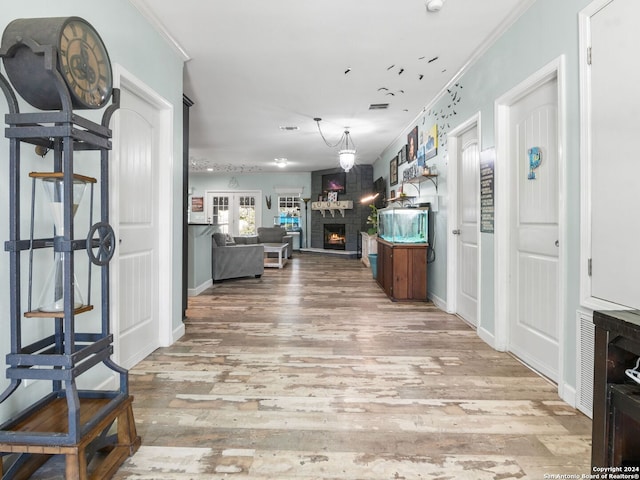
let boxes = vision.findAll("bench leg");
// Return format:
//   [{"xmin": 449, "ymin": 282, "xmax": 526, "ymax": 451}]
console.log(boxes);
[{"xmin": 65, "ymin": 449, "xmax": 87, "ymax": 480}]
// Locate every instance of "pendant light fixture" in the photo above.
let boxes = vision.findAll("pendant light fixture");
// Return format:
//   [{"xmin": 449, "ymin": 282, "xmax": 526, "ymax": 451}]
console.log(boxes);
[{"xmin": 314, "ymin": 117, "xmax": 357, "ymax": 172}]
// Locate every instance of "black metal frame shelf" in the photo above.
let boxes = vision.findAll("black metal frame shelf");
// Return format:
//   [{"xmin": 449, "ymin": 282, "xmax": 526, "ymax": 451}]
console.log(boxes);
[{"xmin": 0, "ymin": 36, "xmax": 137, "ymax": 469}]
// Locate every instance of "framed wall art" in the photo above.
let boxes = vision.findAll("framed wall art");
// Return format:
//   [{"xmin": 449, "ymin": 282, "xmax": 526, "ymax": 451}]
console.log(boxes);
[
  {"xmin": 191, "ymin": 196, "xmax": 204, "ymax": 212},
  {"xmin": 398, "ymin": 145, "xmax": 408, "ymax": 165},
  {"xmin": 390, "ymin": 156, "xmax": 398, "ymax": 186},
  {"xmin": 407, "ymin": 126, "xmax": 418, "ymax": 163},
  {"xmin": 425, "ymin": 123, "xmax": 438, "ymax": 160}
]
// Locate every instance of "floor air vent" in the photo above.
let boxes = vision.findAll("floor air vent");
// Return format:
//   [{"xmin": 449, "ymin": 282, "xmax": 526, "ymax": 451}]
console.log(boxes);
[{"xmin": 576, "ymin": 310, "xmax": 595, "ymax": 418}]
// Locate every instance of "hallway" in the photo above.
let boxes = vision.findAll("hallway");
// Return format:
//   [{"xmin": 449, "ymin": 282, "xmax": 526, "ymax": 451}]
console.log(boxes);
[{"xmin": 116, "ymin": 253, "xmax": 590, "ymax": 479}]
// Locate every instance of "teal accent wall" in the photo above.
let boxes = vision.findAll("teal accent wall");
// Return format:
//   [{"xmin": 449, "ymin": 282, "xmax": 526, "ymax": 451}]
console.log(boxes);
[
  {"xmin": 0, "ymin": 0, "xmax": 184, "ymax": 420},
  {"xmin": 374, "ymin": 0, "xmax": 593, "ymax": 392}
]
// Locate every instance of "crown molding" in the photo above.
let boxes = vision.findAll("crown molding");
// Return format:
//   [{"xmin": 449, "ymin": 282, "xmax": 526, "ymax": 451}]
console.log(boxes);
[
  {"xmin": 381, "ymin": 0, "xmax": 537, "ymax": 160},
  {"xmin": 128, "ymin": 0, "xmax": 191, "ymax": 62}
]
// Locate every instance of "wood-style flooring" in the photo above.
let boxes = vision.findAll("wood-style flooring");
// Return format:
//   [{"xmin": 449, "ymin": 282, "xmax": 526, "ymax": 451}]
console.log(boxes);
[{"xmin": 36, "ymin": 252, "xmax": 593, "ymax": 479}]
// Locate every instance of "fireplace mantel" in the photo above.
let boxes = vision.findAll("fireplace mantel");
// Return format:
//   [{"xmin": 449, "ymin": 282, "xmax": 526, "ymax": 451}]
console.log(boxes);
[{"xmin": 311, "ymin": 200, "xmax": 353, "ymax": 217}]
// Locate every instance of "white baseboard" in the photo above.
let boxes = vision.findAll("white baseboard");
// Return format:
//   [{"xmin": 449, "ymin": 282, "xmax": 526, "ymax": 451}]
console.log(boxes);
[
  {"xmin": 560, "ymin": 382, "xmax": 577, "ymax": 411},
  {"xmin": 428, "ymin": 292, "xmax": 447, "ymax": 311},
  {"xmin": 478, "ymin": 325, "xmax": 502, "ymax": 351},
  {"xmin": 172, "ymin": 322, "xmax": 186, "ymax": 343},
  {"xmin": 188, "ymin": 279, "xmax": 212, "ymax": 297}
]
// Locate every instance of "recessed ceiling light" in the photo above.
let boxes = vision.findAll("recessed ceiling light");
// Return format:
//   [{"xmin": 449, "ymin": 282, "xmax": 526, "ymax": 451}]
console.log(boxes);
[
  {"xmin": 206, "ymin": 167, "xmax": 213, "ymax": 172},
  {"xmin": 274, "ymin": 158, "xmax": 288, "ymax": 168},
  {"xmin": 279, "ymin": 126, "xmax": 299, "ymax": 131}
]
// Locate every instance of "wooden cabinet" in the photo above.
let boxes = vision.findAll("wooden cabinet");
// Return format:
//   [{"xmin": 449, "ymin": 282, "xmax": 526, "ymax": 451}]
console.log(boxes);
[
  {"xmin": 375, "ymin": 238, "xmax": 428, "ymax": 301},
  {"xmin": 592, "ymin": 309, "xmax": 640, "ymax": 468}
]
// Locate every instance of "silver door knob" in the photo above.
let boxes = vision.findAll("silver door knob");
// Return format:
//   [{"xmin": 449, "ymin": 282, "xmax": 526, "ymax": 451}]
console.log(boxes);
[{"xmin": 452, "ymin": 229, "xmax": 461, "ymax": 235}]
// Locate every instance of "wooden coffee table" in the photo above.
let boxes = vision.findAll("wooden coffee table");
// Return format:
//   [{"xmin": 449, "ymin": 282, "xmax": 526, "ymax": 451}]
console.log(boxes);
[{"xmin": 262, "ymin": 243, "xmax": 288, "ymax": 268}]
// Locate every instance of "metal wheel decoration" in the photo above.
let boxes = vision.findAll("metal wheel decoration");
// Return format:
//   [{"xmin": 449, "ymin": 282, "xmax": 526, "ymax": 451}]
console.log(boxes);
[{"xmin": 87, "ymin": 221, "xmax": 116, "ymax": 266}]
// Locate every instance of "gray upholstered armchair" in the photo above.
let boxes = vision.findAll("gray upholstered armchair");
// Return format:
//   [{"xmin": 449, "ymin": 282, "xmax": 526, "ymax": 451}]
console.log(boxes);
[
  {"xmin": 257, "ymin": 227, "xmax": 293, "ymax": 258},
  {"xmin": 234, "ymin": 227, "xmax": 293, "ymax": 259},
  {"xmin": 211, "ymin": 233, "xmax": 264, "ymax": 283}
]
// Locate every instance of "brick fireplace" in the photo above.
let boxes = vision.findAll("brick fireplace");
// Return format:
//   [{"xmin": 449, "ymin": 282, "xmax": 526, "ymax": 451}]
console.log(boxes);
[{"xmin": 310, "ymin": 165, "xmax": 373, "ymax": 252}]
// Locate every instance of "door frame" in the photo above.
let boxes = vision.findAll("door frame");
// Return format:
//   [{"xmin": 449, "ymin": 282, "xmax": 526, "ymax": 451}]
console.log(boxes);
[
  {"xmin": 446, "ymin": 112, "xmax": 482, "ymax": 330},
  {"xmin": 111, "ymin": 63, "xmax": 176, "ymax": 366},
  {"xmin": 494, "ymin": 56, "xmax": 567, "ymax": 395}
]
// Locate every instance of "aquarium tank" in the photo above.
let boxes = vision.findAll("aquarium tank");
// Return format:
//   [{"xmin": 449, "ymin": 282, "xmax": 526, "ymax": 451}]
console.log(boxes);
[{"xmin": 377, "ymin": 206, "xmax": 429, "ymax": 243}]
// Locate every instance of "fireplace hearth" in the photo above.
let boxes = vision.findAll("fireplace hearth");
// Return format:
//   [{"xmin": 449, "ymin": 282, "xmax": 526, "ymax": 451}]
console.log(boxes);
[{"xmin": 324, "ymin": 224, "xmax": 346, "ymax": 250}]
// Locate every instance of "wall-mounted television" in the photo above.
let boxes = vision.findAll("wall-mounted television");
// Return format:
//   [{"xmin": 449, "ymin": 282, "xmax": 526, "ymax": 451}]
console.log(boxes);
[{"xmin": 322, "ymin": 172, "xmax": 347, "ymax": 193}]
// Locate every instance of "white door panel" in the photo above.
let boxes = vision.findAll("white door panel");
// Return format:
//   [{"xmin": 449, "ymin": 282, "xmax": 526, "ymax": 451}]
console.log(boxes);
[
  {"xmin": 590, "ymin": 0, "xmax": 640, "ymax": 309},
  {"xmin": 518, "ymin": 225, "xmax": 558, "ymax": 257},
  {"xmin": 113, "ymin": 86, "xmax": 161, "ymax": 369},
  {"xmin": 509, "ymin": 77, "xmax": 559, "ymax": 382},
  {"xmin": 456, "ymin": 126, "xmax": 479, "ymax": 326}
]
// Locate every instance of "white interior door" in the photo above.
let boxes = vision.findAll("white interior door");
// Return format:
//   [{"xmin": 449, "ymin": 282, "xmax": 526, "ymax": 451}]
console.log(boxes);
[
  {"xmin": 508, "ymin": 77, "xmax": 560, "ymax": 382},
  {"xmin": 112, "ymin": 86, "xmax": 161, "ymax": 369},
  {"xmin": 455, "ymin": 126, "xmax": 480, "ymax": 326},
  {"xmin": 590, "ymin": 0, "xmax": 640, "ymax": 309}
]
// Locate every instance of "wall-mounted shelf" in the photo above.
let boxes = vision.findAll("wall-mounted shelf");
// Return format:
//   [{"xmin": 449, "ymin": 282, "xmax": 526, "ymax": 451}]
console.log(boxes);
[
  {"xmin": 311, "ymin": 200, "xmax": 353, "ymax": 217},
  {"xmin": 386, "ymin": 195, "xmax": 415, "ymax": 206},
  {"xmin": 405, "ymin": 173, "xmax": 439, "ymax": 193}
]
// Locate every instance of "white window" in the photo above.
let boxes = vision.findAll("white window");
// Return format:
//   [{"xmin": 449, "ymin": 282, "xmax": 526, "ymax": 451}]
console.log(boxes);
[{"xmin": 277, "ymin": 195, "xmax": 300, "ymax": 231}]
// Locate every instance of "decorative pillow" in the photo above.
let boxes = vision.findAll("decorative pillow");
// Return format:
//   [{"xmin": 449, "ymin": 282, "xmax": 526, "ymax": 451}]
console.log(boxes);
[
  {"xmin": 213, "ymin": 232, "xmax": 227, "ymax": 247},
  {"xmin": 244, "ymin": 236, "xmax": 259, "ymax": 244}
]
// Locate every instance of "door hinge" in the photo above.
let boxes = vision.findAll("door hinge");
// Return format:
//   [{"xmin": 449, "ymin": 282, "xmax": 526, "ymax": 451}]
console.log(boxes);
[
  {"xmin": 587, "ymin": 47, "xmax": 592, "ymax": 66},
  {"xmin": 588, "ymin": 258, "xmax": 592, "ymax": 277}
]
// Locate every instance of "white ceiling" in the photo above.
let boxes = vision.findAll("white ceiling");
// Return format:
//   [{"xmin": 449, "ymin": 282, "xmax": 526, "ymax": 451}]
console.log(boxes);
[{"xmin": 130, "ymin": 0, "xmax": 533, "ymax": 174}]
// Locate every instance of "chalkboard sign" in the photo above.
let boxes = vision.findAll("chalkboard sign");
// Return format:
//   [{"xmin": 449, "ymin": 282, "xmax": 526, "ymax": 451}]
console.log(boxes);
[{"xmin": 480, "ymin": 148, "xmax": 495, "ymax": 234}]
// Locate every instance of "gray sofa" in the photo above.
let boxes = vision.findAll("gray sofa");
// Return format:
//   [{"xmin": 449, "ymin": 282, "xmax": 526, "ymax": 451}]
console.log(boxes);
[
  {"xmin": 211, "ymin": 233, "xmax": 264, "ymax": 283},
  {"xmin": 234, "ymin": 227, "xmax": 293, "ymax": 259}
]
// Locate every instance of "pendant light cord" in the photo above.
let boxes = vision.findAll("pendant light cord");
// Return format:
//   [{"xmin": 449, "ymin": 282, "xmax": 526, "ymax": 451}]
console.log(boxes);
[{"xmin": 314, "ymin": 117, "xmax": 355, "ymax": 149}]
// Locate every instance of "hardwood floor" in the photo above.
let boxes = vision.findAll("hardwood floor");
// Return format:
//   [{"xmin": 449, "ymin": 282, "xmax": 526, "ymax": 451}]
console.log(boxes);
[{"xmin": 34, "ymin": 252, "xmax": 593, "ymax": 478}]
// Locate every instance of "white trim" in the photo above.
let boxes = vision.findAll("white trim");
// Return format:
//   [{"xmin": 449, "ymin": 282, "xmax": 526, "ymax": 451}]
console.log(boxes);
[
  {"xmin": 188, "ymin": 279, "xmax": 213, "ymax": 297},
  {"xmin": 578, "ymin": 0, "xmax": 629, "ymax": 312},
  {"xmin": 128, "ymin": 0, "xmax": 191, "ymax": 61},
  {"xmin": 112, "ymin": 63, "xmax": 176, "ymax": 359},
  {"xmin": 561, "ymin": 384, "xmax": 577, "ymax": 410},
  {"xmin": 494, "ymin": 56, "xmax": 567, "ymax": 392},
  {"xmin": 478, "ymin": 325, "xmax": 498, "ymax": 351},
  {"xmin": 172, "ymin": 322, "xmax": 186, "ymax": 344},
  {"xmin": 446, "ymin": 113, "xmax": 482, "ymax": 331},
  {"xmin": 274, "ymin": 186, "xmax": 304, "ymax": 195},
  {"xmin": 428, "ymin": 292, "xmax": 447, "ymax": 312}
]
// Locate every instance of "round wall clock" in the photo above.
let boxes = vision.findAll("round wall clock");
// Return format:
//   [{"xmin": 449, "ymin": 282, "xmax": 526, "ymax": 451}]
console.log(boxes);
[{"xmin": 1, "ymin": 16, "xmax": 113, "ymax": 110}]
